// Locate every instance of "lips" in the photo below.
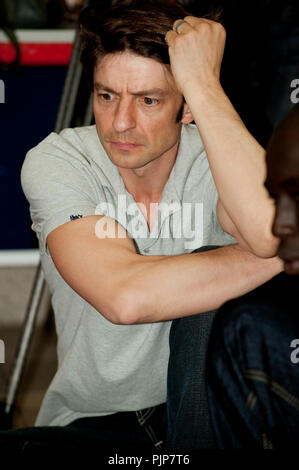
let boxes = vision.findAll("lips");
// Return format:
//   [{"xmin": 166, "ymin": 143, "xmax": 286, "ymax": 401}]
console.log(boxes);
[
  {"xmin": 283, "ymin": 259, "xmax": 299, "ymax": 275},
  {"xmin": 277, "ymin": 242, "xmax": 299, "ymax": 274},
  {"xmin": 111, "ymin": 141, "xmax": 141, "ymax": 151},
  {"xmin": 277, "ymin": 240, "xmax": 299, "ymax": 261}
]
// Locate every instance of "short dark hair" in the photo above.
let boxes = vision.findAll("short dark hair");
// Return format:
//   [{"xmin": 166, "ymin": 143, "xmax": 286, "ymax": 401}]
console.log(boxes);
[
  {"xmin": 79, "ymin": 0, "xmax": 221, "ymax": 122},
  {"xmin": 79, "ymin": 0, "xmax": 191, "ymax": 90}
]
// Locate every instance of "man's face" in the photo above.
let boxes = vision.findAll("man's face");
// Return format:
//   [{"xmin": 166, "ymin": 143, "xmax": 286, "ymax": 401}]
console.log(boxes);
[
  {"xmin": 265, "ymin": 129, "xmax": 299, "ymax": 275},
  {"xmin": 93, "ymin": 51, "xmax": 191, "ymax": 170}
]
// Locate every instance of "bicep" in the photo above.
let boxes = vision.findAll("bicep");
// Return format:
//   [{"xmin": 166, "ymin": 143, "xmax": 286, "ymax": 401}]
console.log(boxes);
[{"xmin": 46, "ymin": 214, "xmax": 138, "ymax": 322}]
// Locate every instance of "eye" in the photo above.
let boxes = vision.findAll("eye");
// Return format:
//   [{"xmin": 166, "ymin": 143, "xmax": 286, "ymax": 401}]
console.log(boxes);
[
  {"xmin": 143, "ymin": 97, "xmax": 159, "ymax": 106},
  {"xmin": 98, "ymin": 93, "xmax": 115, "ymax": 102}
]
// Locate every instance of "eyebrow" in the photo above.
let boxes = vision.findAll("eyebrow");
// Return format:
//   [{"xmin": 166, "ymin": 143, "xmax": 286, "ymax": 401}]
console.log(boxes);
[{"xmin": 94, "ymin": 82, "xmax": 168, "ymax": 97}]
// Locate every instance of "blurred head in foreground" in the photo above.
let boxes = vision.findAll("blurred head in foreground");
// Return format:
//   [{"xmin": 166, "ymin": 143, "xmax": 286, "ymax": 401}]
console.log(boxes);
[{"xmin": 265, "ymin": 103, "xmax": 299, "ymax": 275}]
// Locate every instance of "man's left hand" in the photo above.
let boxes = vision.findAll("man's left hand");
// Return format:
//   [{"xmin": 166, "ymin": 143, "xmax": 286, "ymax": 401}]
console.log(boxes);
[{"xmin": 165, "ymin": 16, "xmax": 226, "ymax": 95}]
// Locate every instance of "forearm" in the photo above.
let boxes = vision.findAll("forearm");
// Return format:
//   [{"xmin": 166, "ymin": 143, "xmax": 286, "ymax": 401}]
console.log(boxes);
[
  {"xmin": 166, "ymin": 16, "xmax": 278, "ymax": 255},
  {"xmin": 120, "ymin": 244, "xmax": 283, "ymax": 324},
  {"xmin": 184, "ymin": 82, "xmax": 278, "ymax": 256}
]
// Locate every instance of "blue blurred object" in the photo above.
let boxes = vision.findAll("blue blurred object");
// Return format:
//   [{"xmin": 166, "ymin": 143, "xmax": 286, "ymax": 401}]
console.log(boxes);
[{"xmin": 0, "ymin": 65, "xmax": 67, "ymax": 249}]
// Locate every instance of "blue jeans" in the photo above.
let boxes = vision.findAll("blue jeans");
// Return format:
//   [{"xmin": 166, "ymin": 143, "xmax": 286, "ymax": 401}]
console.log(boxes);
[
  {"xmin": 206, "ymin": 272, "xmax": 299, "ymax": 448},
  {"xmin": 166, "ymin": 310, "xmax": 217, "ymax": 449},
  {"xmin": 0, "ymin": 404, "xmax": 166, "ymax": 450},
  {"xmin": 166, "ymin": 245, "xmax": 219, "ymax": 449}
]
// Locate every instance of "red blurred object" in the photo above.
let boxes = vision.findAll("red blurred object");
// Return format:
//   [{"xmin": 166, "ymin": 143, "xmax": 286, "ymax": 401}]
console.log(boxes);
[{"xmin": 0, "ymin": 30, "xmax": 74, "ymax": 66}]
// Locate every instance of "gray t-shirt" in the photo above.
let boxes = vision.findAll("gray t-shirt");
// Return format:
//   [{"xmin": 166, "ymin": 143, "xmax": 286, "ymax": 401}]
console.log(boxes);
[{"xmin": 21, "ymin": 123, "xmax": 235, "ymax": 427}]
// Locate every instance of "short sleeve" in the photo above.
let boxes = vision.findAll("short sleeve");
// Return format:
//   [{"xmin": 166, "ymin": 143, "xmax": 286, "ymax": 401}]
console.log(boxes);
[{"xmin": 21, "ymin": 133, "xmax": 102, "ymax": 256}]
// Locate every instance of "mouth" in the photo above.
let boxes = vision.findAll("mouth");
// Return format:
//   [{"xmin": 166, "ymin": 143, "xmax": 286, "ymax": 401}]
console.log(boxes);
[
  {"xmin": 277, "ymin": 241, "xmax": 299, "ymax": 273},
  {"xmin": 282, "ymin": 258, "xmax": 299, "ymax": 275},
  {"xmin": 111, "ymin": 141, "xmax": 142, "ymax": 151}
]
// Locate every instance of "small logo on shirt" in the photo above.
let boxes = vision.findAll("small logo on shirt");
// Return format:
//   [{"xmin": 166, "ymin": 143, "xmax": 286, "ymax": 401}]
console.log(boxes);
[{"xmin": 70, "ymin": 214, "xmax": 83, "ymax": 221}]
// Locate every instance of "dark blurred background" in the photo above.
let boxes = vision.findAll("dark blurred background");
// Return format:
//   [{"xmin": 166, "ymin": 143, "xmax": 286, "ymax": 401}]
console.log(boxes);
[{"xmin": 0, "ymin": 0, "xmax": 299, "ymax": 250}]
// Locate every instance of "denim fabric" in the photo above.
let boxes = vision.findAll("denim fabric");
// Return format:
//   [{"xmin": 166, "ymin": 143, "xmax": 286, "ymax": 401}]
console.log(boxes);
[
  {"xmin": 206, "ymin": 272, "xmax": 299, "ymax": 448},
  {"xmin": 166, "ymin": 310, "xmax": 217, "ymax": 449},
  {"xmin": 0, "ymin": 404, "xmax": 166, "ymax": 450},
  {"xmin": 166, "ymin": 246, "xmax": 220, "ymax": 449}
]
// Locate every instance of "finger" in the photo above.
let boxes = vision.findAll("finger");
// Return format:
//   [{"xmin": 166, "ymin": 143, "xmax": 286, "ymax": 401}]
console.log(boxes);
[
  {"xmin": 182, "ymin": 16, "xmax": 200, "ymax": 27},
  {"xmin": 184, "ymin": 15, "xmax": 225, "ymax": 30},
  {"xmin": 165, "ymin": 30, "xmax": 177, "ymax": 46},
  {"xmin": 172, "ymin": 18, "xmax": 193, "ymax": 35},
  {"xmin": 184, "ymin": 16, "xmax": 219, "ymax": 29}
]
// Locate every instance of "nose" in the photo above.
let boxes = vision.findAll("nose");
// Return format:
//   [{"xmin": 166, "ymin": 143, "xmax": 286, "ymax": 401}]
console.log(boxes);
[
  {"xmin": 112, "ymin": 98, "xmax": 136, "ymax": 134},
  {"xmin": 272, "ymin": 193, "xmax": 299, "ymax": 238}
]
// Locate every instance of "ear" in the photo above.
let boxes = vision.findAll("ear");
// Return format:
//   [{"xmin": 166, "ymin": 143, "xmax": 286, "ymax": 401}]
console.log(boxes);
[{"xmin": 180, "ymin": 102, "xmax": 194, "ymax": 124}]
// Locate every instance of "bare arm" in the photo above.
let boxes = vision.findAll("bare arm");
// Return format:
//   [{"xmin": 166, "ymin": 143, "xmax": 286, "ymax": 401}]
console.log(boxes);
[
  {"xmin": 47, "ymin": 215, "xmax": 283, "ymax": 325},
  {"xmin": 165, "ymin": 17, "xmax": 279, "ymax": 257}
]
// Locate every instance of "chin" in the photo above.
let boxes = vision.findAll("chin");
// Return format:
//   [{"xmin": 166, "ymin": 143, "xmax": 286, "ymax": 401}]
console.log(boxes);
[{"xmin": 113, "ymin": 154, "xmax": 148, "ymax": 169}]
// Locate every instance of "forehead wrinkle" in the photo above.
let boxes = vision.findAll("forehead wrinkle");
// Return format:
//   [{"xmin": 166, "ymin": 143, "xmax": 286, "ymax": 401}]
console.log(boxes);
[
  {"xmin": 94, "ymin": 82, "xmax": 169, "ymax": 97},
  {"xmin": 94, "ymin": 51, "xmax": 179, "ymax": 97}
]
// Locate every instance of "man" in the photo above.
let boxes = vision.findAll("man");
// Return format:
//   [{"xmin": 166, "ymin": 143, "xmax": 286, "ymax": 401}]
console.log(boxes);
[
  {"xmin": 0, "ymin": 0, "xmax": 282, "ymax": 450},
  {"xmin": 206, "ymin": 103, "xmax": 299, "ymax": 448},
  {"xmin": 266, "ymin": 103, "xmax": 299, "ymax": 274}
]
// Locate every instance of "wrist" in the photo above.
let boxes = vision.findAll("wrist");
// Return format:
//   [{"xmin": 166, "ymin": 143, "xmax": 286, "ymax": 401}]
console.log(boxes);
[{"xmin": 183, "ymin": 78, "xmax": 223, "ymax": 104}]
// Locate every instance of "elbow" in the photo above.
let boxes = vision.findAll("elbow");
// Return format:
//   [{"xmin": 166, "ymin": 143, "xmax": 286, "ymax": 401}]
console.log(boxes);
[
  {"xmin": 103, "ymin": 286, "xmax": 141, "ymax": 325},
  {"xmin": 118, "ymin": 286, "xmax": 144, "ymax": 324},
  {"xmin": 248, "ymin": 233, "xmax": 280, "ymax": 259}
]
